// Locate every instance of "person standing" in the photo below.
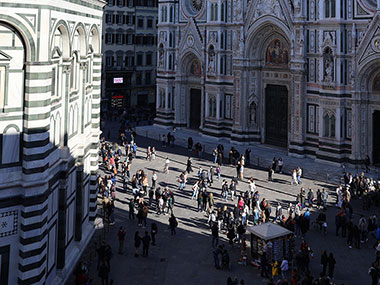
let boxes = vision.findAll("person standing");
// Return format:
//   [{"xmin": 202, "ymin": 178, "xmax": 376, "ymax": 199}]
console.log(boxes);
[
  {"xmin": 169, "ymin": 214, "xmax": 178, "ymax": 235},
  {"xmin": 117, "ymin": 227, "xmax": 126, "ymax": 254},
  {"xmin": 151, "ymin": 223, "xmax": 158, "ymax": 245},
  {"xmin": 129, "ymin": 199, "xmax": 135, "ymax": 220},
  {"xmin": 151, "ymin": 171, "xmax": 158, "ymax": 189},
  {"xmin": 211, "ymin": 222, "xmax": 219, "ymax": 248},
  {"xmin": 268, "ymin": 167, "xmax": 274, "ymax": 182},
  {"xmin": 142, "ymin": 231, "xmax": 151, "ymax": 257},
  {"xmin": 187, "ymin": 137, "xmax": 193, "ymax": 151},
  {"xmin": 229, "ymin": 180, "xmax": 236, "ymax": 201},
  {"xmin": 245, "ymin": 148, "xmax": 251, "ymax": 166},
  {"xmin": 272, "ymin": 157, "xmax": 277, "ymax": 173},
  {"xmin": 321, "ymin": 189, "xmax": 328, "ymax": 209},
  {"xmin": 369, "ymin": 262, "xmax": 380, "ymax": 285},
  {"xmin": 365, "ymin": 155, "xmax": 371, "ymax": 173},
  {"xmin": 277, "ymin": 157, "xmax": 283, "ymax": 173},
  {"xmin": 327, "ymin": 252, "xmax": 336, "ymax": 278},
  {"xmin": 134, "ymin": 231, "xmax": 141, "ymax": 257},
  {"xmin": 98, "ymin": 262, "xmax": 109, "ymax": 285},
  {"xmin": 280, "ymin": 258, "xmax": 288, "ymax": 280}
]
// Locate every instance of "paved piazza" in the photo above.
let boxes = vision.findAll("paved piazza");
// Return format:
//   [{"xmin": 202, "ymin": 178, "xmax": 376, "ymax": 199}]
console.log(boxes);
[{"xmin": 75, "ymin": 126, "xmax": 377, "ymax": 285}]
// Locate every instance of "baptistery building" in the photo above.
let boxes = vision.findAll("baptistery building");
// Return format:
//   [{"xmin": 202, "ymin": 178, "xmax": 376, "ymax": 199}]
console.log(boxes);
[
  {"xmin": 156, "ymin": 0, "xmax": 380, "ymax": 165},
  {"xmin": 0, "ymin": 0, "xmax": 104, "ymax": 284}
]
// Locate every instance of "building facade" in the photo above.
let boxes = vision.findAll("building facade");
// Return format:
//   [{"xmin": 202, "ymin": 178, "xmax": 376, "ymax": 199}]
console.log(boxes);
[
  {"xmin": 156, "ymin": 0, "xmax": 380, "ymax": 165},
  {"xmin": 102, "ymin": 0, "xmax": 157, "ymax": 111},
  {"xmin": 0, "ymin": 0, "xmax": 104, "ymax": 284}
]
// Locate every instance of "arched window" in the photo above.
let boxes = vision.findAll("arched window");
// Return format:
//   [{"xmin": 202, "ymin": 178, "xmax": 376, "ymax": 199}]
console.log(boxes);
[
  {"xmin": 324, "ymin": 0, "xmax": 335, "ymax": 18},
  {"xmin": 208, "ymin": 97, "xmax": 216, "ymax": 118},
  {"xmin": 2, "ymin": 126, "xmax": 20, "ymax": 164},
  {"xmin": 89, "ymin": 27, "xmax": 100, "ymax": 54},
  {"xmin": 55, "ymin": 113, "xmax": 61, "ymax": 145},
  {"xmin": 323, "ymin": 111, "xmax": 336, "ymax": 138},
  {"xmin": 221, "ymin": 2, "xmax": 225, "ymax": 21},
  {"xmin": 169, "ymin": 32, "xmax": 173, "ymax": 47},
  {"xmin": 50, "ymin": 116, "xmax": 55, "ymax": 144},
  {"xmin": 159, "ymin": 89, "xmax": 165, "ymax": 108},
  {"xmin": 69, "ymin": 106, "xmax": 74, "ymax": 135},
  {"xmin": 74, "ymin": 105, "xmax": 79, "ymax": 133},
  {"xmin": 169, "ymin": 5, "xmax": 174, "ymax": 22},
  {"xmin": 168, "ymin": 54, "xmax": 173, "ymax": 70}
]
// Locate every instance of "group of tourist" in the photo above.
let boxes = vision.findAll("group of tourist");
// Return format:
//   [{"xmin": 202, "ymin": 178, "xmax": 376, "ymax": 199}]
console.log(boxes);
[{"xmin": 73, "ymin": 123, "xmax": 380, "ymax": 285}]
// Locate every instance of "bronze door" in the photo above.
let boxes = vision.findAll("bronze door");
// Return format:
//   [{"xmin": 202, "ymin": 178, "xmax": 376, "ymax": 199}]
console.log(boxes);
[
  {"xmin": 190, "ymin": 88, "xmax": 201, "ymax": 129},
  {"xmin": 265, "ymin": 84, "xmax": 288, "ymax": 147}
]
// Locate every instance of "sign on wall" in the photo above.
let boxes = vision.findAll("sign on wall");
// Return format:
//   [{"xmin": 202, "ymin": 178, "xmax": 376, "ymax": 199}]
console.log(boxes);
[{"xmin": 113, "ymin": 77, "xmax": 123, "ymax": 84}]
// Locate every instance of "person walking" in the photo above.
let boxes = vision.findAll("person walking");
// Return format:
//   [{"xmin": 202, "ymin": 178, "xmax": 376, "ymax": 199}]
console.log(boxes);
[
  {"xmin": 327, "ymin": 252, "xmax": 336, "ymax": 279},
  {"xmin": 117, "ymin": 227, "xmax": 126, "ymax": 254},
  {"xmin": 163, "ymin": 157, "xmax": 170, "ymax": 174},
  {"xmin": 297, "ymin": 167, "xmax": 303, "ymax": 184},
  {"xmin": 291, "ymin": 169, "xmax": 298, "ymax": 185},
  {"xmin": 134, "ymin": 231, "xmax": 141, "ymax": 257},
  {"xmin": 169, "ymin": 214, "xmax": 178, "ymax": 235},
  {"xmin": 142, "ymin": 231, "xmax": 151, "ymax": 257},
  {"xmin": 321, "ymin": 250, "xmax": 328, "ymax": 276},
  {"xmin": 151, "ymin": 223, "xmax": 158, "ymax": 245},
  {"xmin": 186, "ymin": 157, "xmax": 193, "ymax": 173}
]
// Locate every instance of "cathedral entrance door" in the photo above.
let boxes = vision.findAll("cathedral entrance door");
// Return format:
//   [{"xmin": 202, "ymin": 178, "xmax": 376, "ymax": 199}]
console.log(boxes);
[
  {"xmin": 190, "ymin": 88, "xmax": 201, "ymax": 129},
  {"xmin": 265, "ymin": 84, "xmax": 288, "ymax": 147},
  {"xmin": 373, "ymin": 110, "xmax": 380, "ymax": 165}
]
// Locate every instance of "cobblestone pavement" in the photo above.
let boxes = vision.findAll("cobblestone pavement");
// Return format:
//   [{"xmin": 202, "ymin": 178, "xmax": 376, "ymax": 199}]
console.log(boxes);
[{"xmin": 68, "ymin": 122, "xmax": 379, "ymax": 285}]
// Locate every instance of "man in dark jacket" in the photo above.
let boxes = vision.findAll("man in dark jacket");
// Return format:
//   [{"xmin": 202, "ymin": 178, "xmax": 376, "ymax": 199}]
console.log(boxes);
[
  {"xmin": 142, "ymin": 231, "xmax": 151, "ymax": 257},
  {"xmin": 211, "ymin": 223, "xmax": 219, "ymax": 248}
]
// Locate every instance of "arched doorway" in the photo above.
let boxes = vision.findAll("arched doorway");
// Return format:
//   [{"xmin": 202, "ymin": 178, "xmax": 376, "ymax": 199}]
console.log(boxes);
[
  {"xmin": 176, "ymin": 52, "xmax": 203, "ymax": 129},
  {"xmin": 372, "ymin": 72, "xmax": 380, "ymax": 165},
  {"xmin": 262, "ymin": 37, "xmax": 290, "ymax": 147}
]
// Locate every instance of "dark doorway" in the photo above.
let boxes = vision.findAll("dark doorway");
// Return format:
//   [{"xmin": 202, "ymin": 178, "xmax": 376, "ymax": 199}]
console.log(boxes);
[
  {"xmin": 190, "ymin": 88, "xmax": 201, "ymax": 129},
  {"xmin": 373, "ymin": 111, "xmax": 380, "ymax": 165},
  {"xmin": 0, "ymin": 245, "xmax": 10, "ymax": 284},
  {"xmin": 265, "ymin": 84, "xmax": 288, "ymax": 147}
]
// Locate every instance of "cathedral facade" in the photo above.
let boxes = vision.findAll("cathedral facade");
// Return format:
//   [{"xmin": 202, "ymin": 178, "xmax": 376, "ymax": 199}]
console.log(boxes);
[{"xmin": 156, "ymin": 0, "xmax": 380, "ymax": 166}]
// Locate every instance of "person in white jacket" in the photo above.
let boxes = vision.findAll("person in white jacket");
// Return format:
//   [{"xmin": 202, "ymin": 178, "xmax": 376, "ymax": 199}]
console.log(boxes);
[{"xmin": 280, "ymin": 258, "xmax": 288, "ymax": 280}]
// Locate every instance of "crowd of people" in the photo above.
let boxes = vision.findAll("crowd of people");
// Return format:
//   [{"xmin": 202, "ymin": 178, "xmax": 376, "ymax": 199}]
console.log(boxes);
[{"xmin": 74, "ymin": 126, "xmax": 380, "ymax": 285}]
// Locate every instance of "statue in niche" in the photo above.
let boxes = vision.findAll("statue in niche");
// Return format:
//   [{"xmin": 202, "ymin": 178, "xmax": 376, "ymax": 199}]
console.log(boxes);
[
  {"xmin": 208, "ymin": 46, "xmax": 216, "ymax": 73},
  {"xmin": 158, "ymin": 46, "xmax": 164, "ymax": 68},
  {"xmin": 249, "ymin": 102, "xmax": 257, "ymax": 124},
  {"xmin": 323, "ymin": 47, "xmax": 334, "ymax": 82}
]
